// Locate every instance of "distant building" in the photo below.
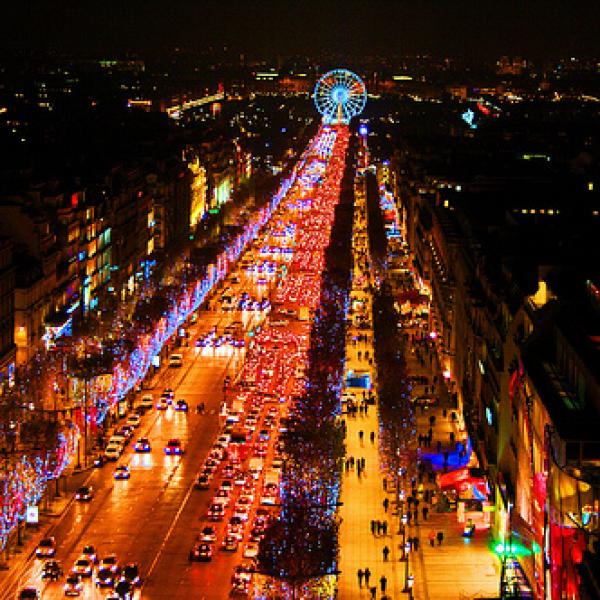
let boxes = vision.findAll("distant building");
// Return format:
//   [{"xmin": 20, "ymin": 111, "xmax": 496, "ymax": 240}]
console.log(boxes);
[{"xmin": 0, "ymin": 239, "xmax": 16, "ymax": 392}]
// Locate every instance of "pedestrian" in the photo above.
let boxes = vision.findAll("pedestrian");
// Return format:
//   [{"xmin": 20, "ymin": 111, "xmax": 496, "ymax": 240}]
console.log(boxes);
[
  {"xmin": 350, "ymin": 456, "xmax": 355, "ymax": 468},
  {"xmin": 380, "ymin": 575, "xmax": 388, "ymax": 593},
  {"xmin": 382, "ymin": 520, "xmax": 388, "ymax": 535},
  {"xmin": 407, "ymin": 496, "xmax": 413, "ymax": 509},
  {"xmin": 361, "ymin": 457, "xmax": 366, "ymax": 469},
  {"xmin": 359, "ymin": 430, "xmax": 364, "ymax": 442},
  {"xmin": 364, "ymin": 567, "xmax": 371, "ymax": 586},
  {"xmin": 371, "ymin": 519, "xmax": 376, "ymax": 535},
  {"xmin": 437, "ymin": 531, "xmax": 444, "ymax": 546},
  {"xmin": 383, "ymin": 477, "xmax": 387, "ymax": 491},
  {"xmin": 429, "ymin": 530, "xmax": 436, "ymax": 547},
  {"xmin": 413, "ymin": 536, "xmax": 420, "ymax": 551},
  {"xmin": 357, "ymin": 569, "xmax": 364, "ymax": 587},
  {"xmin": 383, "ymin": 497, "xmax": 389, "ymax": 512},
  {"xmin": 382, "ymin": 545, "xmax": 390, "ymax": 561},
  {"xmin": 357, "ymin": 463, "xmax": 362, "ymax": 478},
  {"xmin": 370, "ymin": 586, "xmax": 377, "ymax": 599},
  {"xmin": 413, "ymin": 509, "xmax": 418, "ymax": 523},
  {"xmin": 370, "ymin": 431, "xmax": 375, "ymax": 444},
  {"xmin": 422, "ymin": 506, "xmax": 429, "ymax": 520},
  {"xmin": 406, "ymin": 511, "xmax": 412, "ymax": 524}
]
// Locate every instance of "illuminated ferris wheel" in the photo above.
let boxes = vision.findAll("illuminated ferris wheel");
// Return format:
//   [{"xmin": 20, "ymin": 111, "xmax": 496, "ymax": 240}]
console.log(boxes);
[{"xmin": 313, "ymin": 69, "xmax": 367, "ymax": 125}]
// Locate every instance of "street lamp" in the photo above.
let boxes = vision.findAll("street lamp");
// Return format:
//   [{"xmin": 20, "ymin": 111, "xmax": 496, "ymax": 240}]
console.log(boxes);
[
  {"xmin": 402, "ymin": 541, "xmax": 411, "ymax": 592},
  {"xmin": 407, "ymin": 574, "xmax": 415, "ymax": 599}
]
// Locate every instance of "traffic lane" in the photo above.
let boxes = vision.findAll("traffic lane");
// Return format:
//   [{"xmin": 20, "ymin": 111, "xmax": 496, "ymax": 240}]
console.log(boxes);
[
  {"xmin": 17, "ymin": 339, "xmax": 237, "ymax": 598},
  {"xmin": 140, "ymin": 366, "xmax": 245, "ymax": 596}
]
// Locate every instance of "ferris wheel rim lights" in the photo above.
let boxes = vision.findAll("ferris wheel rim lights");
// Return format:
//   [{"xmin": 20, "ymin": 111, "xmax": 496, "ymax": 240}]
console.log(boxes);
[{"xmin": 314, "ymin": 69, "xmax": 367, "ymax": 125}]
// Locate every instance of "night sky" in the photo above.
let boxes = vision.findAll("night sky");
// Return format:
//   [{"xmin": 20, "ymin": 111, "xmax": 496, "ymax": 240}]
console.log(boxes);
[{"xmin": 3, "ymin": 0, "xmax": 600, "ymax": 58}]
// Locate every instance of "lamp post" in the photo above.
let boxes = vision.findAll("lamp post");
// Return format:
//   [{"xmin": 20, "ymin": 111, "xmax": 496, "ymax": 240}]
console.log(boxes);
[
  {"xmin": 402, "ymin": 541, "xmax": 411, "ymax": 592},
  {"xmin": 407, "ymin": 573, "xmax": 415, "ymax": 599}
]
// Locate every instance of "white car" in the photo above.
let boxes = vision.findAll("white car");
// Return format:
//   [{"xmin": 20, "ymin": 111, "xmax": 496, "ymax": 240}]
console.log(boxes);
[
  {"xmin": 169, "ymin": 354, "xmax": 183, "ymax": 367},
  {"xmin": 140, "ymin": 395, "xmax": 154, "ymax": 409},
  {"xmin": 104, "ymin": 444, "xmax": 122, "ymax": 461},
  {"xmin": 71, "ymin": 557, "xmax": 93, "ymax": 577},
  {"xmin": 126, "ymin": 414, "xmax": 141, "ymax": 428},
  {"xmin": 243, "ymin": 542, "xmax": 259, "ymax": 559}
]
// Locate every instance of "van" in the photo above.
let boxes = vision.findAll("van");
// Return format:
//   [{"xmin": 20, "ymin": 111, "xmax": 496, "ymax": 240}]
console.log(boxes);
[{"xmin": 169, "ymin": 354, "xmax": 183, "ymax": 367}]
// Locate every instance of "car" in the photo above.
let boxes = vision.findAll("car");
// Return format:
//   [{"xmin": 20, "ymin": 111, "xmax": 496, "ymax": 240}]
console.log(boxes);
[
  {"xmin": 156, "ymin": 398, "xmax": 169, "ymax": 410},
  {"xmin": 114, "ymin": 578, "xmax": 133, "ymax": 599},
  {"xmin": 74, "ymin": 485, "xmax": 94, "ymax": 501},
  {"xmin": 140, "ymin": 394, "xmax": 154, "ymax": 409},
  {"xmin": 163, "ymin": 388, "xmax": 175, "ymax": 399},
  {"xmin": 81, "ymin": 545, "xmax": 98, "ymax": 564},
  {"xmin": 126, "ymin": 414, "xmax": 141, "ymax": 428},
  {"xmin": 95, "ymin": 567, "xmax": 117, "ymax": 588},
  {"xmin": 169, "ymin": 353, "xmax": 183, "ymax": 367},
  {"xmin": 220, "ymin": 479, "xmax": 233, "ymax": 491},
  {"xmin": 189, "ymin": 542, "xmax": 213, "ymax": 562},
  {"xmin": 231, "ymin": 579, "xmax": 251, "ymax": 596},
  {"xmin": 208, "ymin": 503, "xmax": 225, "ymax": 521},
  {"xmin": 93, "ymin": 454, "xmax": 104, "ymax": 468},
  {"xmin": 114, "ymin": 465, "xmax": 130, "ymax": 480},
  {"xmin": 214, "ymin": 488, "xmax": 231, "ymax": 505},
  {"xmin": 174, "ymin": 399, "xmax": 188, "ymax": 412},
  {"xmin": 227, "ymin": 516, "xmax": 245, "ymax": 541},
  {"xmin": 104, "ymin": 444, "xmax": 122, "ymax": 461},
  {"xmin": 118, "ymin": 425, "xmax": 135, "ymax": 439},
  {"xmin": 109, "ymin": 433, "xmax": 128, "ymax": 447},
  {"xmin": 164, "ymin": 438, "xmax": 184, "ymax": 455},
  {"xmin": 232, "ymin": 565, "xmax": 252, "ymax": 590},
  {"xmin": 222, "ymin": 534, "xmax": 239, "ymax": 552},
  {"xmin": 17, "ymin": 589, "xmax": 40, "ymax": 600},
  {"xmin": 71, "ymin": 556, "xmax": 93, "ymax": 577},
  {"xmin": 36, "ymin": 536, "xmax": 56, "ymax": 558},
  {"xmin": 63, "ymin": 574, "xmax": 83, "ymax": 596},
  {"xmin": 234, "ymin": 471, "xmax": 248, "ymax": 486},
  {"xmin": 249, "ymin": 527, "xmax": 265, "ymax": 543},
  {"xmin": 234, "ymin": 496, "xmax": 253, "ymax": 521},
  {"xmin": 411, "ymin": 395, "xmax": 438, "ymax": 406},
  {"xmin": 122, "ymin": 563, "xmax": 141, "ymax": 586},
  {"xmin": 134, "ymin": 437, "xmax": 151, "ymax": 452},
  {"xmin": 100, "ymin": 555, "xmax": 120, "ymax": 574},
  {"xmin": 209, "ymin": 447, "xmax": 225, "ymax": 461},
  {"xmin": 195, "ymin": 474, "xmax": 211, "ymax": 490},
  {"xmin": 202, "ymin": 459, "xmax": 219, "ymax": 474},
  {"xmin": 41, "ymin": 560, "xmax": 63, "ymax": 581},
  {"xmin": 199, "ymin": 526, "xmax": 217, "ymax": 544},
  {"xmin": 244, "ymin": 542, "xmax": 259, "ymax": 559}
]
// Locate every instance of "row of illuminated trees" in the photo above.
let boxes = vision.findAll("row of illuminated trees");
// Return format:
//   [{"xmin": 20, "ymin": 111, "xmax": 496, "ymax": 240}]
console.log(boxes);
[{"xmin": 256, "ymin": 137, "xmax": 358, "ymax": 598}]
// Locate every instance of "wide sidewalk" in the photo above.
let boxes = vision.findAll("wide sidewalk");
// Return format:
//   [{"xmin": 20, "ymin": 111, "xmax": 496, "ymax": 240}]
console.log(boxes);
[
  {"xmin": 338, "ymin": 207, "xmax": 499, "ymax": 599},
  {"xmin": 338, "ymin": 323, "xmax": 500, "ymax": 600}
]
